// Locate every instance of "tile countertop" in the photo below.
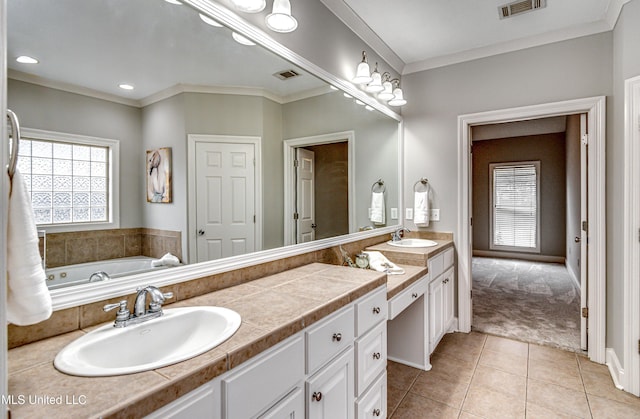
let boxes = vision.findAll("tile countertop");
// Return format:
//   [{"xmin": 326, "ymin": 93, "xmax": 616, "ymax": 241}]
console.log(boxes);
[
  {"xmin": 7, "ymin": 263, "xmax": 386, "ymax": 419},
  {"xmin": 366, "ymin": 239, "xmax": 454, "ymax": 267}
]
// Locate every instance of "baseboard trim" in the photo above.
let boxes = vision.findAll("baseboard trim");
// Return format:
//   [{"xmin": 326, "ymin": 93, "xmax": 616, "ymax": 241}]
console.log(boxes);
[
  {"xmin": 606, "ymin": 347, "xmax": 625, "ymax": 390},
  {"xmin": 473, "ymin": 250, "xmax": 565, "ymax": 264},
  {"xmin": 387, "ymin": 356, "xmax": 432, "ymax": 371},
  {"xmin": 565, "ymin": 261, "xmax": 581, "ymax": 291}
]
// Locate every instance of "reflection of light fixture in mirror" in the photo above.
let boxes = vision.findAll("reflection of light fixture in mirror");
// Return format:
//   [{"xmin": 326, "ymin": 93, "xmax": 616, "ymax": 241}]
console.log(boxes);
[
  {"xmin": 355, "ymin": 100, "xmax": 364, "ymax": 105},
  {"xmin": 266, "ymin": 0, "xmax": 298, "ymax": 33},
  {"xmin": 118, "ymin": 83, "xmax": 134, "ymax": 90},
  {"xmin": 365, "ymin": 105, "xmax": 374, "ymax": 111},
  {"xmin": 343, "ymin": 92, "xmax": 352, "ymax": 98},
  {"xmin": 232, "ymin": 32, "xmax": 256, "ymax": 46},
  {"xmin": 199, "ymin": 13, "xmax": 223, "ymax": 27},
  {"xmin": 330, "ymin": 85, "xmax": 339, "ymax": 91},
  {"xmin": 388, "ymin": 82, "xmax": 407, "ymax": 107},
  {"xmin": 16, "ymin": 55, "xmax": 38, "ymax": 64},
  {"xmin": 230, "ymin": 0, "xmax": 266, "ymax": 13},
  {"xmin": 164, "ymin": 0, "xmax": 182, "ymax": 4},
  {"xmin": 352, "ymin": 51, "xmax": 372, "ymax": 84},
  {"xmin": 365, "ymin": 63, "xmax": 384, "ymax": 93}
]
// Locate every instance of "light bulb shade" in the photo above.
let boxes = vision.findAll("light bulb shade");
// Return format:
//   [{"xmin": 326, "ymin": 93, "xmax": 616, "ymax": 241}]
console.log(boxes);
[
  {"xmin": 377, "ymin": 81, "xmax": 394, "ymax": 100},
  {"xmin": 231, "ymin": 0, "xmax": 266, "ymax": 13},
  {"xmin": 365, "ymin": 71, "xmax": 384, "ymax": 93},
  {"xmin": 199, "ymin": 13, "xmax": 223, "ymax": 27},
  {"xmin": 352, "ymin": 61, "xmax": 372, "ymax": 84},
  {"xmin": 388, "ymin": 88, "xmax": 407, "ymax": 106},
  {"xmin": 266, "ymin": 0, "xmax": 298, "ymax": 33},
  {"xmin": 232, "ymin": 32, "xmax": 256, "ymax": 46}
]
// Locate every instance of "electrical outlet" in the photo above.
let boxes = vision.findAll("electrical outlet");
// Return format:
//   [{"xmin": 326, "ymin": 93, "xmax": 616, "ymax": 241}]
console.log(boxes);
[
  {"xmin": 430, "ymin": 209, "xmax": 440, "ymax": 221},
  {"xmin": 391, "ymin": 208, "xmax": 398, "ymax": 219},
  {"xmin": 406, "ymin": 208, "xmax": 413, "ymax": 220}
]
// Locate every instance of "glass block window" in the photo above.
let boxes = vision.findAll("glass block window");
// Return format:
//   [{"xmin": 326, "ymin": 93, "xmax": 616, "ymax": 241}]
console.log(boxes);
[
  {"xmin": 490, "ymin": 161, "xmax": 540, "ymax": 253},
  {"xmin": 17, "ymin": 129, "xmax": 115, "ymax": 226}
]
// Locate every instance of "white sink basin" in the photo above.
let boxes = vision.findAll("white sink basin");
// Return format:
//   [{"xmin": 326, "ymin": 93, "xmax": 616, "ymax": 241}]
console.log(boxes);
[
  {"xmin": 387, "ymin": 238, "xmax": 439, "ymax": 248},
  {"xmin": 54, "ymin": 306, "xmax": 241, "ymax": 377}
]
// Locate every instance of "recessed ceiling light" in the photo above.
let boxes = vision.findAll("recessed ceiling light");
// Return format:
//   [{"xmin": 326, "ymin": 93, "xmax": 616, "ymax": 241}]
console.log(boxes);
[
  {"xmin": 232, "ymin": 32, "xmax": 256, "ymax": 46},
  {"xmin": 16, "ymin": 55, "xmax": 38, "ymax": 64},
  {"xmin": 164, "ymin": 0, "xmax": 182, "ymax": 4},
  {"xmin": 118, "ymin": 84, "xmax": 134, "ymax": 90},
  {"xmin": 199, "ymin": 13, "xmax": 223, "ymax": 27}
]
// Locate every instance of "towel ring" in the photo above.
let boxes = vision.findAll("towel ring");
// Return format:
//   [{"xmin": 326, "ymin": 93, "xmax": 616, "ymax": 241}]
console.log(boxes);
[
  {"xmin": 371, "ymin": 179, "xmax": 385, "ymax": 193},
  {"xmin": 413, "ymin": 177, "xmax": 429, "ymax": 193},
  {"xmin": 6, "ymin": 109, "xmax": 21, "ymax": 179}
]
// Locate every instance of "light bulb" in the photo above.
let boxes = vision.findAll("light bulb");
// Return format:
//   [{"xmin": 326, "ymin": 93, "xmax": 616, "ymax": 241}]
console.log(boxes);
[{"xmin": 266, "ymin": 0, "xmax": 298, "ymax": 33}]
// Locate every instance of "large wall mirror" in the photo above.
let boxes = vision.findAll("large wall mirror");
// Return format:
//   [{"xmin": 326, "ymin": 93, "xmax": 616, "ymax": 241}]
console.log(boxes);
[{"xmin": 7, "ymin": 0, "xmax": 401, "ymax": 308}]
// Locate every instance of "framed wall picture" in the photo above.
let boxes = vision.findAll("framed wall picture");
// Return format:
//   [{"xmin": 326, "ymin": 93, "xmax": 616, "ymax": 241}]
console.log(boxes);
[{"xmin": 146, "ymin": 147, "xmax": 172, "ymax": 203}]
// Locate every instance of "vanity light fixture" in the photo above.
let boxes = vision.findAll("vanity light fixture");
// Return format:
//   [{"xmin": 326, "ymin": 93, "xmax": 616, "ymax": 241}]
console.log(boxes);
[
  {"xmin": 16, "ymin": 55, "xmax": 38, "ymax": 64},
  {"xmin": 230, "ymin": 0, "xmax": 266, "ymax": 13},
  {"xmin": 199, "ymin": 13, "xmax": 223, "ymax": 27},
  {"xmin": 266, "ymin": 0, "xmax": 298, "ymax": 33},
  {"xmin": 355, "ymin": 100, "xmax": 365, "ymax": 105},
  {"xmin": 352, "ymin": 51, "xmax": 372, "ymax": 84},
  {"xmin": 388, "ymin": 81, "xmax": 407, "ymax": 107},
  {"xmin": 232, "ymin": 32, "xmax": 256, "ymax": 46},
  {"xmin": 118, "ymin": 83, "xmax": 134, "ymax": 90},
  {"xmin": 377, "ymin": 75, "xmax": 395, "ymax": 101},
  {"xmin": 343, "ymin": 92, "xmax": 352, "ymax": 98},
  {"xmin": 365, "ymin": 63, "xmax": 384, "ymax": 93},
  {"xmin": 365, "ymin": 105, "xmax": 374, "ymax": 111}
]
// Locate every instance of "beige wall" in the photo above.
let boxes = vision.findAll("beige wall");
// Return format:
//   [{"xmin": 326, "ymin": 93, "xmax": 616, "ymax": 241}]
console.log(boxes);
[{"xmin": 471, "ymin": 133, "xmax": 567, "ymax": 258}]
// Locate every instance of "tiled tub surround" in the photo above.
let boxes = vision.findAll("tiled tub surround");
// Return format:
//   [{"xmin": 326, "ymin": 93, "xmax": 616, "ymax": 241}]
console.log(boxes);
[
  {"xmin": 42, "ymin": 228, "xmax": 182, "ymax": 268},
  {"xmin": 8, "ymin": 263, "xmax": 387, "ymax": 418}
]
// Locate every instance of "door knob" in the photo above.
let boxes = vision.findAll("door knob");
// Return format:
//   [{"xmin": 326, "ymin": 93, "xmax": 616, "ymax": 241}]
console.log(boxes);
[
  {"xmin": 311, "ymin": 223, "xmax": 317, "ymax": 229},
  {"xmin": 575, "ymin": 236, "xmax": 581, "ymax": 243},
  {"xmin": 198, "ymin": 229, "xmax": 205, "ymax": 236}
]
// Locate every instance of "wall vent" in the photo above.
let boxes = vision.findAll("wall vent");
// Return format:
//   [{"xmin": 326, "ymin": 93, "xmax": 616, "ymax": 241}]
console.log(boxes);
[
  {"xmin": 499, "ymin": 0, "xmax": 546, "ymax": 19},
  {"xmin": 273, "ymin": 69, "xmax": 301, "ymax": 80}
]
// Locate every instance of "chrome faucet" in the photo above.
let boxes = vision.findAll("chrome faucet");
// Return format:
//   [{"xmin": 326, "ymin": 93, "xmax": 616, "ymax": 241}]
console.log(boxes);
[
  {"xmin": 391, "ymin": 227, "xmax": 411, "ymax": 242},
  {"xmin": 103, "ymin": 285, "xmax": 173, "ymax": 328}
]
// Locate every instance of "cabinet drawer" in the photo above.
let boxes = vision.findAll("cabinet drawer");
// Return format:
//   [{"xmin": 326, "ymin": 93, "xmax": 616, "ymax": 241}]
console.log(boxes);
[
  {"xmin": 388, "ymin": 276, "xmax": 427, "ymax": 320},
  {"xmin": 355, "ymin": 287, "xmax": 387, "ymax": 336},
  {"xmin": 355, "ymin": 372, "xmax": 386, "ymax": 419},
  {"xmin": 258, "ymin": 387, "xmax": 304, "ymax": 419},
  {"xmin": 428, "ymin": 252, "xmax": 444, "ymax": 279},
  {"xmin": 306, "ymin": 305, "xmax": 355, "ymax": 374},
  {"xmin": 443, "ymin": 247, "xmax": 454, "ymax": 270},
  {"xmin": 355, "ymin": 322, "xmax": 387, "ymax": 395},
  {"xmin": 223, "ymin": 334, "xmax": 304, "ymax": 419}
]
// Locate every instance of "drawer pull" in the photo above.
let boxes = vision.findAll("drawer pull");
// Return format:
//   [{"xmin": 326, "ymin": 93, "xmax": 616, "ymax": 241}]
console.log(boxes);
[
  {"xmin": 332, "ymin": 333, "xmax": 342, "ymax": 342},
  {"xmin": 312, "ymin": 391, "xmax": 322, "ymax": 402},
  {"xmin": 412, "ymin": 292, "xmax": 418, "ymax": 298},
  {"xmin": 373, "ymin": 408, "xmax": 381, "ymax": 416},
  {"xmin": 372, "ymin": 352, "xmax": 381, "ymax": 360},
  {"xmin": 372, "ymin": 306, "xmax": 381, "ymax": 314}
]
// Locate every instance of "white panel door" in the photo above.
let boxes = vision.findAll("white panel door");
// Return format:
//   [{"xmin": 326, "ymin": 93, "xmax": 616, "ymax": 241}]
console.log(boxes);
[
  {"xmin": 296, "ymin": 148, "xmax": 315, "ymax": 243},
  {"xmin": 195, "ymin": 141, "xmax": 255, "ymax": 262},
  {"xmin": 580, "ymin": 113, "xmax": 588, "ymax": 351}
]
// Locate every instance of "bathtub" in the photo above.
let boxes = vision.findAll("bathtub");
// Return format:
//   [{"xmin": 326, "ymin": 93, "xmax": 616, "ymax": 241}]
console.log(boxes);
[{"xmin": 45, "ymin": 256, "xmax": 175, "ymax": 290}]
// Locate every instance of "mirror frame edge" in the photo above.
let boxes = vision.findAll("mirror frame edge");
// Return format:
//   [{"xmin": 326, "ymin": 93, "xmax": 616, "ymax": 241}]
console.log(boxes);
[{"xmin": 48, "ymin": 0, "xmax": 405, "ymax": 310}]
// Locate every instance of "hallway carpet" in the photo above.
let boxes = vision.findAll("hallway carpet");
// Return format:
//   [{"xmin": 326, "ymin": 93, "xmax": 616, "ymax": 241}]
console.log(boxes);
[{"xmin": 472, "ymin": 257, "xmax": 582, "ymax": 352}]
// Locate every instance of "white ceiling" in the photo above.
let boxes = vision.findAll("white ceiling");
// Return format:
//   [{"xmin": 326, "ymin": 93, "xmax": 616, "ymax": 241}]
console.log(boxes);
[{"xmin": 323, "ymin": 0, "xmax": 629, "ymax": 74}]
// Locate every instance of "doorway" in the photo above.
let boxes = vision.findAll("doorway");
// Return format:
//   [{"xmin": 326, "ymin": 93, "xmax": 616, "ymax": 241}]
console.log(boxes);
[
  {"xmin": 187, "ymin": 134, "xmax": 262, "ymax": 263},
  {"xmin": 457, "ymin": 96, "xmax": 606, "ymax": 363},
  {"xmin": 284, "ymin": 131, "xmax": 355, "ymax": 245}
]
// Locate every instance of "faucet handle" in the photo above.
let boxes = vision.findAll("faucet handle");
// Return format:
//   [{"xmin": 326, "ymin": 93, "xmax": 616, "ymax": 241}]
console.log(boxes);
[
  {"xmin": 104, "ymin": 300, "xmax": 128, "ymax": 313},
  {"xmin": 103, "ymin": 300, "xmax": 131, "ymax": 326}
]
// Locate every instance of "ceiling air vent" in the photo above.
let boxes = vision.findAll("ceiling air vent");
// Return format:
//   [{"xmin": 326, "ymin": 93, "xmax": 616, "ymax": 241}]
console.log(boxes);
[
  {"xmin": 273, "ymin": 69, "xmax": 301, "ymax": 80},
  {"xmin": 499, "ymin": 0, "xmax": 546, "ymax": 19}
]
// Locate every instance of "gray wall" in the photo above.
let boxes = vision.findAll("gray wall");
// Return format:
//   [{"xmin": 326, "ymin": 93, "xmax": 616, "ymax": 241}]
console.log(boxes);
[
  {"xmin": 610, "ymin": 0, "xmax": 640, "ymax": 365},
  {"xmin": 7, "ymin": 79, "xmax": 143, "ymax": 228},
  {"xmin": 565, "ymin": 115, "xmax": 581, "ymax": 283},
  {"xmin": 471, "ymin": 133, "xmax": 567, "ymax": 258}
]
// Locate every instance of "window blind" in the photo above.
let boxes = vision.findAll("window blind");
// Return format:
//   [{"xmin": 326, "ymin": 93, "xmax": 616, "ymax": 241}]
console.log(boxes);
[{"xmin": 492, "ymin": 163, "xmax": 538, "ymax": 249}]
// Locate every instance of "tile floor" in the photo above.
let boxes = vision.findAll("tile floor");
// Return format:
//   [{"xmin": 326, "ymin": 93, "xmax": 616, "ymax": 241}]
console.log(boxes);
[{"xmin": 387, "ymin": 332, "xmax": 640, "ymax": 418}]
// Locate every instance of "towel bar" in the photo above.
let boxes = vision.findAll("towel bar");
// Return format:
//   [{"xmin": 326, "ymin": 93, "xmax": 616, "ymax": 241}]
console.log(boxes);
[
  {"xmin": 6, "ymin": 109, "xmax": 21, "ymax": 179},
  {"xmin": 413, "ymin": 177, "xmax": 429, "ymax": 192},
  {"xmin": 371, "ymin": 179, "xmax": 385, "ymax": 193}
]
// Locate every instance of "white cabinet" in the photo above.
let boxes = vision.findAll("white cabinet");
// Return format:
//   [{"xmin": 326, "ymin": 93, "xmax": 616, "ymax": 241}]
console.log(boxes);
[
  {"xmin": 306, "ymin": 347, "xmax": 355, "ymax": 419},
  {"xmin": 355, "ymin": 321, "xmax": 386, "ymax": 395},
  {"xmin": 306, "ymin": 305, "xmax": 355, "ymax": 374},
  {"xmin": 428, "ymin": 249, "xmax": 455, "ymax": 354},
  {"xmin": 259, "ymin": 387, "xmax": 304, "ymax": 419},
  {"xmin": 144, "ymin": 379, "xmax": 220, "ymax": 419},
  {"xmin": 356, "ymin": 372, "xmax": 386, "ymax": 419}
]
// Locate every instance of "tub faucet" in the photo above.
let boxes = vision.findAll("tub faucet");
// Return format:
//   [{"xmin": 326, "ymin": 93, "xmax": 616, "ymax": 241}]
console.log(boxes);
[
  {"xmin": 89, "ymin": 271, "xmax": 110, "ymax": 283},
  {"xmin": 391, "ymin": 227, "xmax": 411, "ymax": 242}
]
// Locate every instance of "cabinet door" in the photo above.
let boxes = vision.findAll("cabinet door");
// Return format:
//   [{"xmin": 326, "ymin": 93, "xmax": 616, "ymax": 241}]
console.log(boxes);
[
  {"xmin": 355, "ymin": 322, "xmax": 386, "ymax": 395},
  {"xmin": 356, "ymin": 372, "xmax": 386, "ymax": 419},
  {"xmin": 144, "ymin": 379, "xmax": 219, "ymax": 419},
  {"xmin": 259, "ymin": 387, "xmax": 304, "ymax": 419},
  {"xmin": 443, "ymin": 268, "xmax": 455, "ymax": 333},
  {"xmin": 307, "ymin": 347, "xmax": 354, "ymax": 419},
  {"xmin": 428, "ymin": 275, "xmax": 444, "ymax": 354}
]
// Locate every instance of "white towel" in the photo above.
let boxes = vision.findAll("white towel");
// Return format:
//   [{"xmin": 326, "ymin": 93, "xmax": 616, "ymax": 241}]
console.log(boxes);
[
  {"xmin": 414, "ymin": 188, "xmax": 430, "ymax": 227},
  {"xmin": 370, "ymin": 191, "xmax": 385, "ymax": 225},
  {"xmin": 151, "ymin": 252, "xmax": 181, "ymax": 267},
  {"xmin": 364, "ymin": 251, "xmax": 405, "ymax": 275},
  {"xmin": 7, "ymin": 169, "xmax": 52, "ymax": 326}
]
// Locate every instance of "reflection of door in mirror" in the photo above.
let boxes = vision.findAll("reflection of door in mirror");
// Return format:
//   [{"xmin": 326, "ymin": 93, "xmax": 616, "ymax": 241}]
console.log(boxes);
[
  {"xmin": 296, "ymin": 148, "xmax": 315, "ymax": 243},
  {"xmin": 194, "ymin": 138, "xmax": 260, "ymax": 262}
]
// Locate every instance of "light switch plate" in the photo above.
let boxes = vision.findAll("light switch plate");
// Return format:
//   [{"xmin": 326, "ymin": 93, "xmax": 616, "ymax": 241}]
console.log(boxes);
[
  {"xmin": 406, "ymin": 208, "xmax": 413, "ymax": 220},
  {"xmin": 430, "ymin": 209, "xmax": 440, "ymax": 221},
  {"xmin": 391, "ymin": 208, "xmax": 398, "ymax": 219}
]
